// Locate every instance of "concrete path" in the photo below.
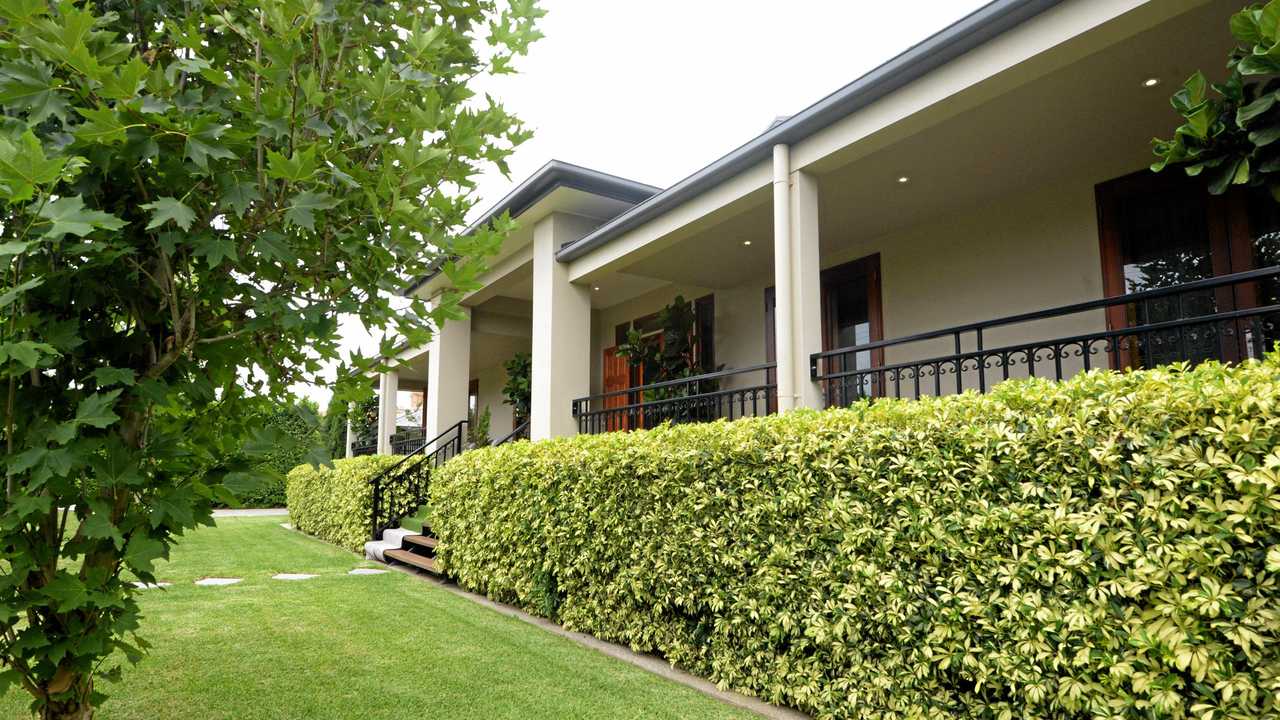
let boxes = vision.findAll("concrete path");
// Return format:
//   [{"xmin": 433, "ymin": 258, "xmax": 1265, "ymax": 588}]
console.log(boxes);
[{"xmin": 213, "ymin": 508, "xmax": 288, "ymax": 517}]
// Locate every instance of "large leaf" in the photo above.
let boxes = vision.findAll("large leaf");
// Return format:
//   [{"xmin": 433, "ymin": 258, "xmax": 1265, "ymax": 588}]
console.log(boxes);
[
  {"xmin": 284, "ymin": 190, "xmax": 338, "ymax": 231},
  {"xmin": 37, "ymin": 195, "xmax": 125, "ymax": 240},
  {"xmin": 140, "ymin": 196, "xmax": 197, "ymax": 231},
  {"xmin": 0, "ymin": 129, "xmax": 64, "ymax": 202}
]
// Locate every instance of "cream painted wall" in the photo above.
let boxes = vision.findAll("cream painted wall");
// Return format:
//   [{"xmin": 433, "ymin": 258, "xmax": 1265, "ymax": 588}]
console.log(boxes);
[
  {"xmin": 588, "ymin": 277, "xmax": 774, "ymax": 396},
  {"xmin": 472, "ymin": 361, "xmax": 516, "ymax": 444},
  {"xmin": 816, "ymin": 167, "xmax": 1112, "ymax": 396}
]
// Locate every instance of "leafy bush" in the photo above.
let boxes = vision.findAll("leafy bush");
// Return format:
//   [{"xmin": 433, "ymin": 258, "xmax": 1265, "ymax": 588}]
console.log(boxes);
[
  {"xmin": 430, "ymin": 354, "xmax": 1280, "ymax": 719},
  {"xmin": 286, "ymin": 455, "xmax": 405, "ymax": 552},
  {"xmin": 228, "ymin": 402, "xmax": 323, "ymax": 508}
]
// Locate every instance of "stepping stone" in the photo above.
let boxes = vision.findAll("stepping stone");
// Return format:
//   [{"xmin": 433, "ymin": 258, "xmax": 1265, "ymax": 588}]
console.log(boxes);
[
  {"xmin": 131, "ymin": 581, "xmax": 171, "ymax": 590},
  {"xmin": 348, "ymin": 568, "xmax": 388, "ymax": 575},
  {"xmin": 279, "ymin": 523, "xmax": 292, "ymax": 530},
  {"xmin": 195, "ymin": 577, "xmax": 242, "ymax": 586},
  {"xmin": 272, "ymin": 573, "xmax": 317, "ymax": 581}
]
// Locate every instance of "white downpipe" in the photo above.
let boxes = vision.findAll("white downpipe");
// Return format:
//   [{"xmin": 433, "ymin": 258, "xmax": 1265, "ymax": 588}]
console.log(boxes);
[{"xmin": 772, "ymin": 144, "xmax": 795, "ymax": 413}]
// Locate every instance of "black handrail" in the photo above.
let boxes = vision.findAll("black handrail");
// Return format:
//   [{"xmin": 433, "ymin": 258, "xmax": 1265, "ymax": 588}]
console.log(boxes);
[
  {"xmin": 810, "ymin": 266, "xmax": 1279, "ymax": 404},
  {"xmin": 572, "ymin": 363, "xmax": 777, "ymax": 435},
  {"xmin": 494, "ymin": 419, "xmax": 530, "ymax": 445},
  {"xmin": 368, "ymin": 419, "xmax": 468, "ymax": 540},
  {"xmin": 810, "ymin": 265, "xmax": 1280, "ymax": 365}
]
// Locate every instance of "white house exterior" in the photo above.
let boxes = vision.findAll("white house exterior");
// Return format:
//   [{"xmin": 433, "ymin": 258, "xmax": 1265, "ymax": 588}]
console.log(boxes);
[{"xmin": 358, "ymin": 0, "xmax": 1280, "ymax": 455}]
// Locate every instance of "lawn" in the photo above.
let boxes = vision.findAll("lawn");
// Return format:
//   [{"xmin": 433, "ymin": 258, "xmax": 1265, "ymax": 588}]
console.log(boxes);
[{"xmin": 1, "ymin": 517, "xmax": 756, "ymax": 719}]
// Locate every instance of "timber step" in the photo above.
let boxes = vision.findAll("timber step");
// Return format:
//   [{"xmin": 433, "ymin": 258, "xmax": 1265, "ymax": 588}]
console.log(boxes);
[
  {"xmin": 401, "ymin": 534, "xmax": 439, "ymax": 550},
  {"xmin": 384, "ymin": 549, "xmax": 441, "ymax": 574}
]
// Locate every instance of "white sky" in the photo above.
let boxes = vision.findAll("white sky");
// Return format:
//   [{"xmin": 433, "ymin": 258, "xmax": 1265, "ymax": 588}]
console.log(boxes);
[{"xmin": 302, "ymin": 0, "xmax": 989, "ymax": 407}]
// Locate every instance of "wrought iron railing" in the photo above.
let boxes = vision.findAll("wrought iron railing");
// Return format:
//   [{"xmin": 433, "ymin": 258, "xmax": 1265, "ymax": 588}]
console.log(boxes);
[
  {"xmin": 495, "ymin": 419, "xmax": 530, "ymax": 445},
  {"xmin": 811, "ymin": 266, "xmax": 1280, "ymax": 405},
  {"xmin": 351, "ymin": 436, "xmax": 378, "ymax": 457},
  {"xmin": 572, "ymin": 363, "xmax": 777, "ymax": 435},
  {"xmin": 390, "ymin": 426, "xmax": 428, "ymax": 455},
  {"xmin": 368, "ymin": 419, "xmax": 468, "ymax": 540}
]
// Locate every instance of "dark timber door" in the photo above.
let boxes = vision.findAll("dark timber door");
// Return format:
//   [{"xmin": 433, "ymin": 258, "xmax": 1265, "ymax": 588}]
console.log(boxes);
[
  {"xmin": 819, "ymin": 254, "xmax": 884, "ymax": 403},
  {"xmin": 765, "ymin": 254, "xmax": 885, "ymax": 408},
  {"xmin": 1097, "ymin": 171, "xmax": 1280, "ymax": 368}
]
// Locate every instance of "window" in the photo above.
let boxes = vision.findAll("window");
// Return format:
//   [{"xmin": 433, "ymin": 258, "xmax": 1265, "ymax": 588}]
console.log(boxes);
[{"xmin": 1097, "ymin": 171, "xmax": 1280, "ymax": 368}]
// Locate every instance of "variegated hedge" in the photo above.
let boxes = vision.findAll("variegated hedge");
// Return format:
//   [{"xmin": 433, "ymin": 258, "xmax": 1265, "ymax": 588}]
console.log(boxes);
[
  {"xmin": 429, "ymin": 353, "xmax": 1280, "ymax": 719},
  {"xmin": 286, "ymin": 455, "xmax": 403, "ymax": 552}
]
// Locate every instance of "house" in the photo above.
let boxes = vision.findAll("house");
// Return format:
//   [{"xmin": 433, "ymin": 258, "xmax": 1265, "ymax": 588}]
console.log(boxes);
[{"xmin": 354, "ymin": 0, "xmax": 1280, "ymax": 456}]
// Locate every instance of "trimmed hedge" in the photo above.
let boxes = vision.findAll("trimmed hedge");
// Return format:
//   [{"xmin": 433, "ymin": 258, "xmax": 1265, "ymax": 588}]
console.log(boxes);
[
  {"xmin": 429, "ymin": 354, "xmax": 1280, "ymax": 719},
  {"xmin": 285, "ymin": 455, "xmax": 403, "ymax": 552}
]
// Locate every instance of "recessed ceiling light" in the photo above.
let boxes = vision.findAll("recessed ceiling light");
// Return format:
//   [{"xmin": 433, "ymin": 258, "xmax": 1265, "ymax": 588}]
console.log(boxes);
[
  {"xmin": 1143, "ymin": 77, "xmax": 1160, "ymax": 88},
  {"xmin": 592, "ymin": 286, "xmax": 600, "ymax": 291},
  {"xmin": 743, "ymin": 240, "xmax": 752, "ymax": 246},
  {"xmin": 897, "ymin": 176, "xmax": 910, "ymax": 184}
]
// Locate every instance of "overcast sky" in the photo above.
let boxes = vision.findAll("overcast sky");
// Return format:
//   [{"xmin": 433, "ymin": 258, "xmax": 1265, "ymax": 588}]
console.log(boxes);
[{"xmin": 303, "ymin": 0, "xmax": 990, "ymax": 407}]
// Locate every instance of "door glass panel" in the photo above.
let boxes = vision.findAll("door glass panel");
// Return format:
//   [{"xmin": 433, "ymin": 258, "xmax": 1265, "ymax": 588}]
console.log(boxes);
[
  {"xmin": 1245, "ymin": 192, "xmax": 1280, "ymax": 357},
  {"xmin": 1114, "ymin": 188, "xmax": 1217, "ymax": 367},
  {"xmin": 829, "ymin": 273, "xmax": 873, "ymax": 398}
]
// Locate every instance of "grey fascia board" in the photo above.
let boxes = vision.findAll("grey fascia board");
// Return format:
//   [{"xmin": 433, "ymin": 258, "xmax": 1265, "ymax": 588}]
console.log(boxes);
[
  {"xmin": 554, "ymin": 0, "xmax": 1066, "ymax": 264},
  {"xmin": 401, "ymin": 160, "xmax": 659, "ymax": 295}
]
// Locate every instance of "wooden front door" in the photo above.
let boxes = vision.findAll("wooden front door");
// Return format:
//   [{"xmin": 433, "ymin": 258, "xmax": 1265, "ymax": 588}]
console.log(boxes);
[{"xmin": 602, "ymin": 346, "xmax": 631, "ymax": 431}]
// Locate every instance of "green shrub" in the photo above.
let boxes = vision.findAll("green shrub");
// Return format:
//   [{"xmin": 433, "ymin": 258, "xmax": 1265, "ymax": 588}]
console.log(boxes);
[
  {"xmin": 429, "ymin": 354, "xmax": 1280, "ymax": 719},
  {"xmin": 286, "ymin": 455, "xmax": 405, "ymax": 552}
]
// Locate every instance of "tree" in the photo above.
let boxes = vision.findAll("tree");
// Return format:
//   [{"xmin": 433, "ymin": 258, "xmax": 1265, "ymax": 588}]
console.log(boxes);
[
  {"xmin": 501, "ymin": 351, "xmax": 531, "ymax": 424},
  {"xmin": 0, "ymin": 0, "xmax": 542, "ymax": 717},
  {"xmin": 1152, "ymin": 1, "xmax": 1280, "ymax": 195}
]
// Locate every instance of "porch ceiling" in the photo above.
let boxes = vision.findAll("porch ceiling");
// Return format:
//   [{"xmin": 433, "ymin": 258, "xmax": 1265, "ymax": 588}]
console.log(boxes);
[
  {"xmin": 567, "ymin": 0, "xmax": 1238, "ymax": 295},
  {"xmin": 814, "ymin": 0, "xmax": 1238, "ymax": 252}
]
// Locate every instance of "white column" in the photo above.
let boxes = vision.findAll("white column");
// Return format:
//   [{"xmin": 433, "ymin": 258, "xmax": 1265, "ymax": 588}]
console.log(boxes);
[
  {"xmin": 791, "ymin": 169, "xmax": 824, "ymax": 410},
  {"xmin": 345, "ymin": 413, "xmax": 355, "ymax": 458},
  {"xmin": 425, "ymin": 307, "xmax": 471, "ymax": 444},
  {"xmin": 376, "ymin": 370, "xmax": 398, "ymax": 455},
  {"xmin": 772, "ymin": 144, "xmax": 796, "ymax": 412},
  {"xmin": 531, "ymin": 213, "xmax": 594, "ymax": 440}
]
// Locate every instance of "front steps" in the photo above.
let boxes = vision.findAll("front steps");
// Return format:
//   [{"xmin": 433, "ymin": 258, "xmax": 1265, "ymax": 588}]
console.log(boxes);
[{"xmin": 364, "ymin": 526, "xmax": 443, "ymax": 576}]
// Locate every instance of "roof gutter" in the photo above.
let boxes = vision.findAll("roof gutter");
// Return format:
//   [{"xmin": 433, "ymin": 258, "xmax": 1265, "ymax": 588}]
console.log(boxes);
[
  {"xmin": 402, "ymin": 160, "xmax": 659, "ymax": 295},
  {"xmin": 555, "ymin": 0, "xmax": 1066, "ymax": 263}
]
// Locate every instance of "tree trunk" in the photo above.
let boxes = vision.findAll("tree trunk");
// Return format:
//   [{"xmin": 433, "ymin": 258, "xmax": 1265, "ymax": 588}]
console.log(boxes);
[{"xmin": 39, "ymin": 673, "xmax": 93, "ymax": 720}]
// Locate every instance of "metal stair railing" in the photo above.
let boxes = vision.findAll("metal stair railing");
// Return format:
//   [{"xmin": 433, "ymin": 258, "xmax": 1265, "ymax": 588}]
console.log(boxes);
[{"xmin": 368, "ymin": 419, "xmax": 467, "ymax": 541}]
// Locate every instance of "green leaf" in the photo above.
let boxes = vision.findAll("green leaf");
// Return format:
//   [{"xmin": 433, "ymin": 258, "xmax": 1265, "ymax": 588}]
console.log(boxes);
[
  {"xmin": 255, "ymin": 230, "xmax": 297, "ymax": 264},
  {"xmin": 0, "ymin": 239, "xmax": 33, "ymax": 258},
  {"xmin": 37, "ymin": 195, "xmax": 125, "ymax": 240},
  {"xmin": 0, "ymin": 130, "xmax": 64, "ymax": 202},
  {"xmin": 123, "ymin": 536, "xmax": 166, "ymax": 574},
  {"xmin": 140, "ymin": 196, "xmax": 197, "ymax": 231},
  {"xmin": 219, "ymin": 177, "xmax": 260, "ymax": 218},
  {"xmin": 0, "ymin": 58, "xmax": 68, "ymax": 123},
  {"xmin": 266, "ymin": 146, "xmax": 318, "ymax": 182},
  {"xmin": 1237, "ymin": 92, "xmax": 1276, "ymax": 126},
  {"xmin": 91, "ymin": 367, "xmax": 135, "ymax": 387},
  {"xmin": 1232, "ymin": 8, "xmax": 1265, "ymax": 45},
  {"xmin": 1, "ymin": 340, "xmax": 55, "ymax": 369},
  {"xmin": 1250, "ymin": 124, "xmax": 1280, "ymax": 147},
  {"xmin": 191, "ymin": 235, "xmax": 237, "ymax": 267},
  {"xmin": 73, "ymin": 106, "xmax": 128, "ymax": 145},
  {"xmin": 80, "ymin": 503, "xmax": 124, "ymax": 550},
  {"xmin": 98, "ymin": 56, "xmax": 148, "ymax": 100},
  {"xmin": 0, "ymin": 276, "xmax": 42, "ymax": 309},
  {"xmin": 75, "ymin": 389, "xmax": 122, "ymax": 429},
  {"xmin": 41, "ymin": 574, "xmax": 88, "ymax": 612},
  {"xmin": 284, "ymin": 190, "xmax": 337, "ymax": 231},
  {"xmin": 184, "ymin": 119, "xmax": 237, "ymax": 171},
  {"xmin": 9, "ymin": 493, "xmax": 51, "ymax": 518}
]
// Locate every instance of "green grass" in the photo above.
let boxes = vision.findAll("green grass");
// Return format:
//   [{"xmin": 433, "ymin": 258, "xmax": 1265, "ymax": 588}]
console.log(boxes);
[{"xmin": 1, "ymin": 517, "xmax": 756, "ymax": 719}]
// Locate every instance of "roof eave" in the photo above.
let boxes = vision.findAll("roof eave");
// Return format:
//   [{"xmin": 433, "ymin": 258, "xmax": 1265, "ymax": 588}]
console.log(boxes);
[{"xmin": 554, "ymin": 0, "xmax": 1067, "ymax": 264}]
